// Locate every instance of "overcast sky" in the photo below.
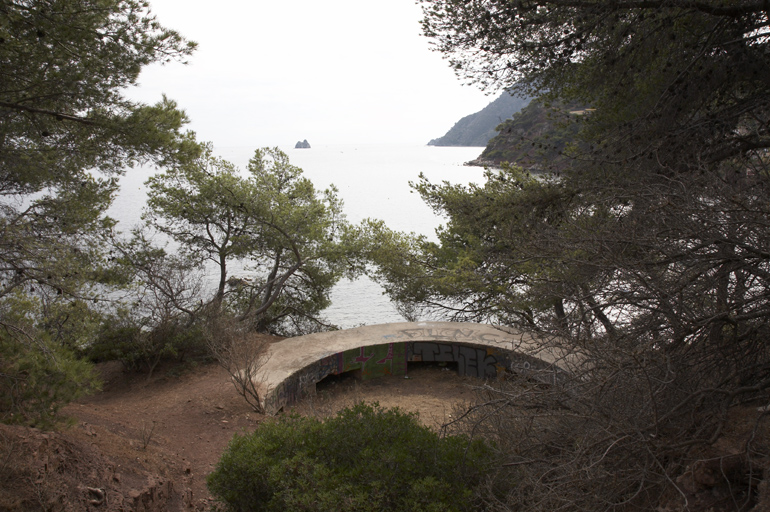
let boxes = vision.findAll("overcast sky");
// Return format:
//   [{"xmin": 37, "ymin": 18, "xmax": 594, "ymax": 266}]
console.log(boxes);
[{"xmin": 126, "ymin": 0, "xmax": 495, "ymax": 149}]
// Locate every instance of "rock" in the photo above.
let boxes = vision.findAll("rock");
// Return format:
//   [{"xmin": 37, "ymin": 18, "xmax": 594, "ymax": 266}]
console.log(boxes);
[
  {"xmin": 86, "ymin": 487, "xmax": 105, "ymax": 506},
  {"xmin": 127, "ymin": 476, "xmax": 173, "ymax": 512},
  {"xmin": 294, "ymin": 139, "xmax": 311, "ymax": 149}
]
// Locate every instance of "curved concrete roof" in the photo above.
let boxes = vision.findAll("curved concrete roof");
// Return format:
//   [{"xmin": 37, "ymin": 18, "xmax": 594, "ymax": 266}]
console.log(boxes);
[{"xmin": 258, "ymin": 321, "xmax": 570, "ymax": 413}]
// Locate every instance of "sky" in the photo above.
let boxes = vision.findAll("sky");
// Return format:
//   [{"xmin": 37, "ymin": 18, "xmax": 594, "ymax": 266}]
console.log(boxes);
[{"xmin": 126, "ymin": 0, "xmax": 496, "ymax": 149}]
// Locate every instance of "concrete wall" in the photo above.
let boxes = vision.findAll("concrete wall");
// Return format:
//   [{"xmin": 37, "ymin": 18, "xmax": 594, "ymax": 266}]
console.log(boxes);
[{"xmin": 260, "ymin": 322, "xmax": 566, "ymax": 414}]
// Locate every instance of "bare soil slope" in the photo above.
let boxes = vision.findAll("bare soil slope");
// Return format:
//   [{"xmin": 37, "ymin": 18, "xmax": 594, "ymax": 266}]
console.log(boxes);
[
  {"xmin": 4, "ymin": 337, "xmax": 766, "ymax": 512},
  {"xmin": 1, "ymin": 345, "xmax": 477, "ymax": 512}
]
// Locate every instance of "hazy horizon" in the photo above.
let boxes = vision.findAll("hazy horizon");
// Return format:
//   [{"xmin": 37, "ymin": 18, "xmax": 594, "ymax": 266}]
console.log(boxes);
[{"xmin": 126, "ymin": 0, "xmax": 497, "ymax": 150}]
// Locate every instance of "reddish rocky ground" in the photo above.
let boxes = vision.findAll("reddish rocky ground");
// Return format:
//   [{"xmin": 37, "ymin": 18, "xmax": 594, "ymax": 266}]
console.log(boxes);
[
  {"xmin": 0, "ymin": 343, "xmax": 478, "ymax": 512},
  {"xmin": 3, "ymin": 336, "xmax": 769, "ymax": 511}
]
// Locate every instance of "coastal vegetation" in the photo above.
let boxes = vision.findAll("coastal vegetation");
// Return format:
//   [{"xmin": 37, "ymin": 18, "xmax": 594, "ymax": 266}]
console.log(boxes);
[
  {"xmin": 361, "ymin": 0, "xmax": 770, "ymax": 509},
  {"xmin": 207, "ymin": 402, "xmax": 493, "ymax": 512},
  {"xmin": 0, "ymin": 0, "xmax": 197, "ymax": 425},
  {"xmin": 0, "ymin": 0, "xmax": 359, "ymax": 425},
  {"xmin": 427, "ymin": 89, "xmax": 530, "ymax": 147},
  {"xmin": 2, "ymin": 0, "xmax": 770, "ymax": 510},
  {"xmin": 137, "ymin": 144, "xmax": 353, "ymax": 335},
  {"xmin": 468, "ymin": 99, "xmax": 582, "ymax": 170}
]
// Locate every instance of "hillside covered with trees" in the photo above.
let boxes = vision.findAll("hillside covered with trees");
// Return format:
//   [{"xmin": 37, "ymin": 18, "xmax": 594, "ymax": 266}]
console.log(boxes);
[
  {"xmin": 427, "ymin": 89, "xmax": 530, "ymax": 146},
  {"xmin": 467, "ymin": 99, "xmax": 583, "ymax": 169}
]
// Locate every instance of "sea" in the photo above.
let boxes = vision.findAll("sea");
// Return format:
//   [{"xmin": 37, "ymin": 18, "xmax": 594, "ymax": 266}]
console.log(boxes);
[{"xmin": 109, "ymin": 144, "xmax": 486, "ymax": 328}]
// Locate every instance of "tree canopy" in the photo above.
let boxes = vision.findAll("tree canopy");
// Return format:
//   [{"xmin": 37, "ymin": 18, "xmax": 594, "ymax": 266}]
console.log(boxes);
[
  {"xmin": 358, "ymin": 2, "xmax": 770, "ymax": 509},
  {"xmin": 412, "ymin": 0, "xmax": 770, "ymax": 353},
  {"xmin": 421, "ymin": 0, "xmax": 770, "ymax": 174},
  {"xmin": 142, "ymin": 146, "xmax": 353, "ymax": 335},
  {"xmin": 0, "ymin": 0, "xmax": 196, "ymax": 425},
  {"xmin": 0, "ymin": 0, "xmax": 197, "ymax": 304}
]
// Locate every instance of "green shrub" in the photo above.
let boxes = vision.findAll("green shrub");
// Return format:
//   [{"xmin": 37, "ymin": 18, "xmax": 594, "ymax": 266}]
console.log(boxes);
[
  {"xmin": 0, "ymin": 334, "xmax": 98, "ymax": 427},
  {"xmin": 207, "ymin": 402, "xmax": 492, "ymax": 512},
  {"xmin": 87, "ymin": 314, "xmax": 210, "ymax": 376},
  {"xmin": 0, "ymin": 292, "xmax": 99, "ymax": 427}
]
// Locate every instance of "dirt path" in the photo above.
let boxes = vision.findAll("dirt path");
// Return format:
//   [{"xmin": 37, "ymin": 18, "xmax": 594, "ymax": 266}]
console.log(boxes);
[
  {"xmin": 8, "ymin": 345, "xmax": 765, "ymax": 512},
  {"xmin": 64, "ymin": 361, "xmax": 259, "ymax": 509},
  {"xmin": 54, "ymin": 357, "xmax": 478, "ymax": 510}
]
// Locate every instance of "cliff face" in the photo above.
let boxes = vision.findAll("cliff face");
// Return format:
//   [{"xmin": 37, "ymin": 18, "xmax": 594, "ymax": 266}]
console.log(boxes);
[{"xmin": 428, "ymin": 91, "xmax": 531, "ymax": 147}]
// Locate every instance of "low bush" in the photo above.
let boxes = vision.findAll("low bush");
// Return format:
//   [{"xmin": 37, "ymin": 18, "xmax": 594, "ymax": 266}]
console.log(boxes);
[
  {"xmin": 0, "ymin": 292, "xmax": 99, "ymax": 427},
  {"xmin": 207, "ymin": 402, "xmax": 493, "ymax": 512},
  {"xmin": 87, "ymin": 315, "xmax": 209, "ymax": 377}
]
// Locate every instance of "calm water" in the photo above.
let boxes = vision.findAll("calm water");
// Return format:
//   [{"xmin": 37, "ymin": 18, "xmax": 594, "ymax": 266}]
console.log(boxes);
[{"xmin": 110, "ymin": 144, "xmax": 485, "ymax": 328}]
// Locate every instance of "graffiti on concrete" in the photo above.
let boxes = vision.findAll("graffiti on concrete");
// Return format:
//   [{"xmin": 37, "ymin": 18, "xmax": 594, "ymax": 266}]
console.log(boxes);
[
  {"xmin": 267, "ymin": 379, "xmax": 298, "ymax": 413},
  {"xmin": 268, "ymin": 353, "xmax": 340, "ymax": 412},
  {"xmin": 338, "ymin": 343, "xmax": 407, "ymax": 380},
  {"xmin": 271, "ymin": 343, "xmax": 408, "ymax": 410},
  {"xmin": 299, "ymin": 354, "xmax": 338, "ymax": 390},
  {"xmin": 411, "ymin": 342, "xmax": 499, "ymax": 379},
  {"xmin": 352, "ymin": 347, "xmax": 373, "ymax": 364},
  {"xmin": 266, "ymin": 341, "xmax": 562, "ymax": 412},
  {"xmin": 263, "ymin": 332, "xmax": 562, "ymax": 413}
]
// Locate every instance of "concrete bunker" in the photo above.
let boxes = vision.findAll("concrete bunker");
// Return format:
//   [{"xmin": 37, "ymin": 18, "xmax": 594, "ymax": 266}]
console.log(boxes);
[
  {"xmin": 258, "ymin": 322, "xmax": 567, "ymax": 415},
  {"xmin": 313, "ymin": 340, "xmax": 542, "ymax": 385}
]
